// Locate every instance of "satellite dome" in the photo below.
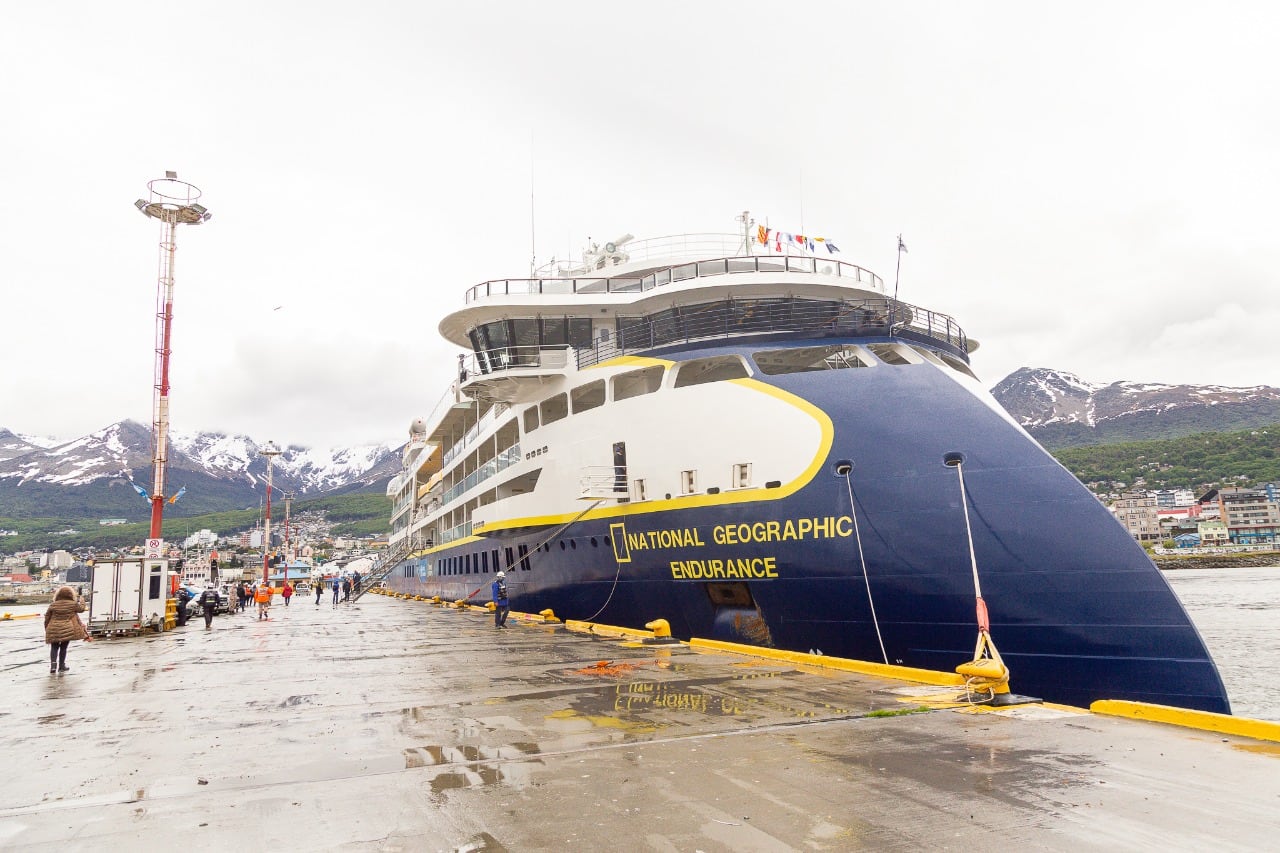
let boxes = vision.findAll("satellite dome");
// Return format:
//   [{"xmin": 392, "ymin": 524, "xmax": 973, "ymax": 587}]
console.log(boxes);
[{"xmin": 409, "ymin": 418, "xmax": 427, "ymax": 437}]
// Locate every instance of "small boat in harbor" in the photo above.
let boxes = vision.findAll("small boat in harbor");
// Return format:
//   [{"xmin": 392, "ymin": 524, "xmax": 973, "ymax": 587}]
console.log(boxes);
[{"xmin": 383, "ymin": 223, "xmax": 1231, "ymax": 714}]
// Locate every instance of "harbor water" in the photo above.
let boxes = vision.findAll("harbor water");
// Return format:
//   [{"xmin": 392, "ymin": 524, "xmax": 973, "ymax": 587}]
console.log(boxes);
[
  {"xmin": 4, "ymin": 565, "xmax": 1277, "ymax": 719},
  {"xmin": 1163, "ymin": 565, "xmax": 1280, "ymax": 721}
]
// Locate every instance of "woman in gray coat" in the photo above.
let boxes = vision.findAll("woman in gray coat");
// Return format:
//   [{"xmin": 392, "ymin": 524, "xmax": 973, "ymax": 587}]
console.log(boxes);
[{"xmin": 44, "ymin": 586, "xmax": 88, "ymax": 674}]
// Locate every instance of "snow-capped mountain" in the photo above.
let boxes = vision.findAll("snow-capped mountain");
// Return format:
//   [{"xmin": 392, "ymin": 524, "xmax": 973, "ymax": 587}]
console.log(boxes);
[
  {"xmin": 0, "ymin": 420, "xmax": 400, "ymax": 518},
  {"xmin": 992, "ymin": 368, "xmax": 1280, "ymax": 449},
  {"xmin": 0, "ymin": 428, "xmax": 61, "ymax": 464}
]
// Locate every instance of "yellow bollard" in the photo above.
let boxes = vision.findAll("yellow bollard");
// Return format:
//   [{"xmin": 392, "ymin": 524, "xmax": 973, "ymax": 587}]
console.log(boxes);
[{"xmin": 645, "ymin": 618, "xmax": 672, "ymax": 638}]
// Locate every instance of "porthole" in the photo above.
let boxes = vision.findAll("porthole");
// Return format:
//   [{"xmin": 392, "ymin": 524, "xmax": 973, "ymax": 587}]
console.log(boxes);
[
  {"xmin": 590, "ymin": 537, "xmax": 598, "ymax": 547},
  {"xmin": 559, "ymin": 541, "xmax": 566, "ymax": 550},
  {"xmin": 570, "ymin": 540, "xmax": 577, "ymax": 550}
]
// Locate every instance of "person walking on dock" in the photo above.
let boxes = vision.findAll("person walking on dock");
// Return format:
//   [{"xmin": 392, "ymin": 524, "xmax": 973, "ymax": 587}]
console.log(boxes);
[
  {"xmin": 255, "ymin": 583, "xmax": 272, "ymax": 620},
  {"xmin": 44, "ymin": 586, "xmax": 89, "ymax": 673},
  {"xmin": 332, "ymin": 576, "xmax": 340, "ymax": 608},
  {"xmin": 315, "ymin": 580, "xmax": 324, "ymax": 606},
  {"xmin": 176, "ymin": 586, "xmax": 191, "ymax": 627},
  {"xmin": 198, "ymin": 584, "xmax": 219, "ymax": 630},
  {"xmin": 491, "ymin": 571, "xmax": 509, "ymax": 628},
  {"xmin": 342, "ymin": 576, "xmax": 352, "ymax": 602},
  {"xmin": 236, "ymin": 582, "xmax": 248, "ymax": 613},
  {"xmin": 282, "ymin": 581, "xmax": 293, "ymax": 607}
]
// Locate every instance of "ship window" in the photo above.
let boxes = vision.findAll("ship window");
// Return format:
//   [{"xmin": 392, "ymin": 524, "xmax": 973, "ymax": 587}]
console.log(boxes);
[
  {"xmin": 492, "ymin": 549, "xmax": 499, "ymax": 572},
  {"xmin": 866, "ymin": 343, "xmax": 920, "ymax": 366},
  {"xmin": 681, "ymin": 469, "xmax": 697, "ymax": 494},
  {"xmin": 481, "ymin": 320, "xmax": 509, "ymax": 351},
  {"xmin": 519, "ymin": 543, "xmax": 530, "ymax": 570},
  {"xmin": 941, "ymin": 353, "xmax": 978, "ymax": 379},
  {"xmin": 673, "ymin": 356, "xmax": 750, "ymax": 388},
  {"xmin": 511, "ymin": 319, "xmax": 540, "ymax": 365},
  {"xmin": 505, "ymin": 547, "xmax": 514, "ymax": 569},
  {"xmin": 631, "ymin": 478, "xmax": 647, "ymax": 502},
  {"xmin": 733, "ymin": 463, "xmax": 752, "ymax": 488},
  {"xmin": 465, "ymin": 554, "xmax": 472, "ymax": 574},
  {"xmin": 542, "ymin": 317, "xmax": 567, "ymax": 346},
  {"xmin": 540, "ymin": 393, "xmax": 569, "ymax": 425},
  {"xmin": 523, "ymin": 406, "xmax": 540, "ymax": 433},
  {"xmin": 568, "ymin": 318, "xmax": 593, "ymax": 349},
  {"xmin": 481, "ymin": 551, "xmax": 489, "ymax": 573},
  {"xmin": 753, "ymin": 344, "xmax": 872, "ymax": 375},
  {"xmin": 571, "ymin": 380, "xmax": 606, "ymax": 414},
  {"xmin": 613, "ymin": 366, "xmax": 664, "ymax": 401}
]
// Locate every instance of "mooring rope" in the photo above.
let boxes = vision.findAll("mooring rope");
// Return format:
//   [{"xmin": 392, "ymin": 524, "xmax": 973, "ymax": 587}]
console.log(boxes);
[{"xmin": 842, "ymin": 466, "xmax": 888, "ymax": 665}]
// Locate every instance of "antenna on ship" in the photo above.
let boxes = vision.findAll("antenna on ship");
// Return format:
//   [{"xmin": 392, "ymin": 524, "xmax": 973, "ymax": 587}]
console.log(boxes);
[
  {"xmin": 133, "ymin": 171, "xmax": 211, "ymax": 574},
  {"xmin": 736, "ymin": 210, "xmax": 753, "ymax": 254},
  {"xmin": 529, "ymin": 130, "xmax": 537, "ymax": 277},
  {"xmin": 889, "ymin": 234, "xmax": 907, "ymax": 335}
]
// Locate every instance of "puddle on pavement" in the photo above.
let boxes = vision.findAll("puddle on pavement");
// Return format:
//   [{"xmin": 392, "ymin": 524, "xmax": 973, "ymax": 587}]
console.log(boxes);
[{"xmin": 404, "ymin": 741, "xmax": 540, "ymax": 769}]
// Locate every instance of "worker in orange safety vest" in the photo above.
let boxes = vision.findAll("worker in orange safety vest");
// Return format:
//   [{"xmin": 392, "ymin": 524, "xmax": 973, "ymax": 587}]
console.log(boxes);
[{"xmin": 255, "ymin": 583, "xmax": 272, "ymax": 621}]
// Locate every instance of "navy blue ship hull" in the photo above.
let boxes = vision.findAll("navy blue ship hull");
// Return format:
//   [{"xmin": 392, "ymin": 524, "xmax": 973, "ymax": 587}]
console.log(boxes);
[{"xmin": 389, "ymin": 338, "xmax": 1231, "ymax": 714}]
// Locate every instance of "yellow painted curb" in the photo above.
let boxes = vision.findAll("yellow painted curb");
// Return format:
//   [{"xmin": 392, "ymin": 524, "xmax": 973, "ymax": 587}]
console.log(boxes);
[
  {"xmin": 564, "ymin": 620, "xmax": 658, "ymax": 641},
  {"xmin": 1090, "ymin": 700, "xmax": 1280, "ymax": 743},
  {"xmin": 688, "ymin": 638, "xmax": 967, "ymax": 687}
]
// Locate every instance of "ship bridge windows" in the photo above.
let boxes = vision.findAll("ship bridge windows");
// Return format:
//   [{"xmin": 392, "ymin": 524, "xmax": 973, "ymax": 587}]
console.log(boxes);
[
  {"xmin": 612, "ymin": 365, "xmax": 664, "ymax": 401},
  {"xmin": 542, "ymin": 318, "xmax": 567, "ymax": 346},
  {"xmin": 673, "ymin": 355, "xmax": 751, "ymax": 388},
  {"xmin": 469, "ymin": 317, "xmax": 594, "ymax": 370},
  {"xmin": 752, "ymin": 344, "xmax": 873, "ymax": 375},
  {"xmin": 523, "ymin": 406, "xmax": 540, "ymax": 433},
  {"xmin": 865, "ymin": 343, "xmax": 921, "ymax": 366},
  {"xmin": 571, "ymin": 380, "xmax": 606, "ymax": 414}
]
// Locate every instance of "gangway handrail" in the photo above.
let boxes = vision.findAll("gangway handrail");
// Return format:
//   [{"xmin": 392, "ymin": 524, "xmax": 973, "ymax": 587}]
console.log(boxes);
[{"xmin": 349, "ymin": 540, "xmax": 417, "ymax": 603}]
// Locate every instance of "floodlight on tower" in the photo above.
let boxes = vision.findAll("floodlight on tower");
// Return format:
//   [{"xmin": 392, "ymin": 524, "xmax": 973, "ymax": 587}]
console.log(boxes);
[{"xmin": 134, "ymin": 171, "xmax": 211, "ymax": 553}]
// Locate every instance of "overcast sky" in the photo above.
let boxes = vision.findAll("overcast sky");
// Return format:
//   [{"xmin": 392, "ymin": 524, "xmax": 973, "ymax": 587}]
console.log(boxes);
[{"xmin": 3, "ymin": 2, "xmax": 1277, "ymax": 449}]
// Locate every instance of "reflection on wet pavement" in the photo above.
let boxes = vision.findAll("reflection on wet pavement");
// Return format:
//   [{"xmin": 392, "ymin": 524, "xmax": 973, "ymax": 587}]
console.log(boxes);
[{"xmin": 1, "ymin": 593, "xmax": 1277, "ymax": 850}]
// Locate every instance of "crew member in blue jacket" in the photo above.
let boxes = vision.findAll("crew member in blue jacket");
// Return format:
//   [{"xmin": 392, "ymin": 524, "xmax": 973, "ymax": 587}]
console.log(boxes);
[{"xmin": 491, "ymin": 571, "xmax": 509, "ymax": 628}]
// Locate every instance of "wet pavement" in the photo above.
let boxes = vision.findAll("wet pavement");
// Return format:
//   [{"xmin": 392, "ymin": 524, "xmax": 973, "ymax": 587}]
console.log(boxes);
[{"xmin": 2, "ymin": 595, "xmax": 1278, "ymax": 851}]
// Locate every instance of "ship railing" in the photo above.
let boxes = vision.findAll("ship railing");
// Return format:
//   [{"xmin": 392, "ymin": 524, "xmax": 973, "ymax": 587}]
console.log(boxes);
[
  {"xmin": 579, "ymin": 467, "xmax": 628, "ymax": 500},
  {"xmin": 463, "ymin": 252, "xmax": 885, "ymax": 304},
  {"xmin": 440, "ymin": 520, "xmax": 473, "ymax": 545},
  {"xmin": 576, "ymin": 296, "xmax": 968, "ymax": 367},
  {"xmin": 438, "ymin": 441, "xmax": 521, "ymax": 507},
  {"xmin": 466, "ymin": 345, "xmax": 570, "ymax": 377}
]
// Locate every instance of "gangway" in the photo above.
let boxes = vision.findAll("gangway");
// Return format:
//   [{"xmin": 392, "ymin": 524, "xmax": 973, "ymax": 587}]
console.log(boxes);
[{"xmin": 350, "ymin": 541, "xmax": 416, "ymax": 603}]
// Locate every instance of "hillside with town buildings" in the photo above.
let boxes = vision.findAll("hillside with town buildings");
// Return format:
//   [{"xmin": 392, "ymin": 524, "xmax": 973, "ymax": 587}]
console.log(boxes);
[{"xmin": 4, "ymin": 368, "xmax": 1279, "ymax": 597}]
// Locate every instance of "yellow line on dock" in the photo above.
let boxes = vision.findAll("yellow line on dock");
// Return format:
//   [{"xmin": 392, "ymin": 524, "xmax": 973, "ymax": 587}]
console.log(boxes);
[
  {"xmin": 1091, "ymin": 700, "xmax": 1280, "ymax": 743},
  {"xmin": 688, "ymin": 638, "xmax": 967, "ymax": 687}
]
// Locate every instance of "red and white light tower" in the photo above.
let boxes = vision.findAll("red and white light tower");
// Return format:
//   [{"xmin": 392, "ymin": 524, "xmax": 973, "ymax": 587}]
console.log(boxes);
[
  {"xmin": 134, "ymin": 172, "xmax": 211, "ymax": 541},
  {"xmin": 260, "ymin": 441, "xmax": 282, "ymax": 585}
]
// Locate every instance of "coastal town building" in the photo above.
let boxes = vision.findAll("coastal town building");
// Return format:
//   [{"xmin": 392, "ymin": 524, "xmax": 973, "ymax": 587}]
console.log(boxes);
[
  {"xmin": 1197, "ymin": 519, "xmax": 1230, "ymax": 547},
  {"xmin": 1215, "ymin": 487, "xmax": 1280, "ymax": 545},
  {"xmin": 1111, "ymin": 493, "xmax": 1161, "ymax": 542}
]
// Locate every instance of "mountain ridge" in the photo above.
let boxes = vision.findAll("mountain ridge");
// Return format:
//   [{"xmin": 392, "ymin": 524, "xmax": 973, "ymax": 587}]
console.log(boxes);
[
  {"xmin": 0, "ymin": 420, "xmax": 401, "ymax": 519},
  {"xmin": 990, "ymin": 368, "xmax": 1280, "ymax": 449},
  {"xmin": 4, "ymin": 366, "xmax": 1279, "ymax": 518}
]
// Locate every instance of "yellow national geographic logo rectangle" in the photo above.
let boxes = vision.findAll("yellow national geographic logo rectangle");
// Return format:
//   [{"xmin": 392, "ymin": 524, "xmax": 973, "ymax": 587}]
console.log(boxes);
[{"xmin": 610, "ymin": 522, "xmax": 631, "ymax": 563}]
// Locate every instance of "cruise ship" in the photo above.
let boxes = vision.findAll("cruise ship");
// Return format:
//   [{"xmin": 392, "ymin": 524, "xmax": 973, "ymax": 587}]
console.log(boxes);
[{"xmin": 384, "ymin": 224, "xmax": 1231, "ymax": 714}]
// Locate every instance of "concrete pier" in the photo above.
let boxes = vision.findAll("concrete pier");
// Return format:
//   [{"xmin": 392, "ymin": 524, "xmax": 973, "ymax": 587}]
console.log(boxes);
[{"xmin": 2, "ymin": 594, "xmax": 1278, "ymax": 851}]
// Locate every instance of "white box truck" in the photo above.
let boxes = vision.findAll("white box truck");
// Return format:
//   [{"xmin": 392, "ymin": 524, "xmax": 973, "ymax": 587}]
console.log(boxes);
[{"xmin": 88, "ymin": 557, "xmax": 171, "ymax": 635}]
